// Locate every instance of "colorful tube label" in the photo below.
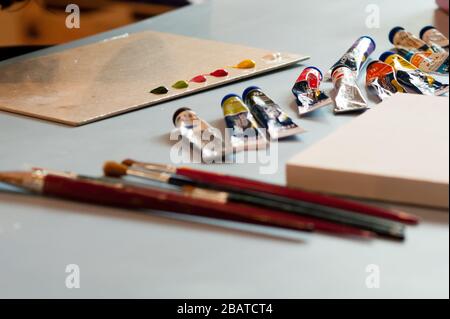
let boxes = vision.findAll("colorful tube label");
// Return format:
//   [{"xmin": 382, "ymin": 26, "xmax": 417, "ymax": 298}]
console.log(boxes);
[
  {"xmin": 421, "ymin": 27, "xmax": 449, "ymax": 51},
  {"xmin": 221, "ymin": 95, "xmax": 267, "ymax": 151},
  {"xmin": 382, "ymin": 53, "xmax": 449, "ymax": 96},
  {"xmin": 292, "ymin": 67, "xmax": 332, "ymax": 116},
  {"xmin": 331, "ymin": 66, "xmax": 369, "ymax": 113},
  {"xmin": 366, "ymin": 61, "xmax": 406, "ymax": 101},
  {"xmin": 244, "ymin": 87, "xmax": 305, "ymax": 139},
  {"xmin": 392, "ymin": 29, "xmax": 432, "ymax": 53},
  {"xmin": 395, "ymin": 47, "xmax": 449, "ymax": 74},
  {"xmin": 328, "ymin": 36, "xmax": 376, "ymax": 79}
]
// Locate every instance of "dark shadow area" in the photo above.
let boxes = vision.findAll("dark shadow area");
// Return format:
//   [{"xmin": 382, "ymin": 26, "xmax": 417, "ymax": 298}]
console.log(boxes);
[{"xmin": 0, "ymin": 45, "xmax": 51, "ymax": 61}]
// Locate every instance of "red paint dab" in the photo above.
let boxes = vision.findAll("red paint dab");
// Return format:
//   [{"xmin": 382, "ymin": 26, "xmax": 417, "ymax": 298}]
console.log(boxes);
[
  {"xmin": 209, "ymin": 69, "xmax": 229, "ymax": 77},
  {"xmin": 190, "ymin": 75, "xmax": 207, "ymax": 83}
]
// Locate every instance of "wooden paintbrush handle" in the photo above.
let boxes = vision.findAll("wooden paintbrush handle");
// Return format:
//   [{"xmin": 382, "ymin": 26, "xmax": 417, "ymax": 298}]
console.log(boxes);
[
  {"xmin": 227, "ymin": 192, "xmax": 404, "ymax": 240},
  {"xmin": 42, "ymin": 174, "xmax": 314, "ymax": 233},
  {"xmin": 177, "ymin": 168, "xmax": 418, "ymax": 225},
  {"xmin": 167, "ymin": 172, "xmax": 393, "ymax": 237}
]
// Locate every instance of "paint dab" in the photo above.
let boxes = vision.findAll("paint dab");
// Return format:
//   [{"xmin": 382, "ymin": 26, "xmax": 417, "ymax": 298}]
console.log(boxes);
[
  {"xmin": 209, "ymin": 69, "xmax": 229, "ymax": 77},
  {"xmin": 172, "ymin": 80, "xmax": 189, "ymax": 89},
  {"xmin": 262, "ymin": 52, "xmax": 282, "ymax": 62},
  {"xmin": 233, "ymin": 59, "xmax": 256, "ymax": 69},
  {"xmin": 150, "ymin": 86, "xmax": 169, "ymax": 94},
  {"xmin": 190, "ymin": 75, "xmax": 207, "ymax": 83}
]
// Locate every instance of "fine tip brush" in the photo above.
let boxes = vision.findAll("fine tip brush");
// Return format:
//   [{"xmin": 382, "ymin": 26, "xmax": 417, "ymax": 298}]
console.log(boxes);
[
  {"xmin": 121, "ymin": 159, "xmax": 419, "ymax": 226},
  {"xmin": 104, "ymin": 161, "xmax": 379, "ymax": 239},
  {"xmin": 122, "ymin": 160, "xmax": 410, "ymax": 240},
  {"xmin": 102, "ymin": 162, "xmax": 319, "ymax": 233},
  {"xmin": 104, "ymin": 161, "xmax": 150, "ymax": 179},
  {"xmin": 105, "ymin": 161, "xmax": 406, "ymax": 240},
  {"xmin": 103, "ymin": 161, "xmax": 189, "ymax": 186}
]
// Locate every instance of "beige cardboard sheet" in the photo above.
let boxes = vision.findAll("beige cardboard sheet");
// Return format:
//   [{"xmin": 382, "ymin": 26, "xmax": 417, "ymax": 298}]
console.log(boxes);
[
  {"xmin": 287, "ymin": 94, "xmax": 449, "ymax": 208},
  {"xmin": 0, "ymin": 31, "xmax": 308, "ymax": 126}
]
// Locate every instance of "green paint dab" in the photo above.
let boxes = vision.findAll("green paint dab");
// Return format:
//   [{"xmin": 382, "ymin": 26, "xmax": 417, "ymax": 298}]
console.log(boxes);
[
  {"xmin": 150, "ymin": 86, "xmax": 169, "ymax": 94},
  {"xmin": 172, "ymin": 80, "xmax": 189, "ymax": 89}
]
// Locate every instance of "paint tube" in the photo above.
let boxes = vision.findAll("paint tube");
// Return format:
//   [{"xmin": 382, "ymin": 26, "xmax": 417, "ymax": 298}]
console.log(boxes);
[
  {"xmin": 291, "ymin": 67, "xmax": 332, "ymax": 116},
  {"xmin": 420, "ymin": 26, "xmax": 449, "ymax": 52},
  {"xmin": 390, "ymin": 26, "xmax": 450, "ymax": 74},
  {"xmin": 173, "ymin": 107, "xmax": 224, "ymax": 162},
  {"xmin": 331, "ymin": 66, "xmax": 369, "ymax": 114},
  {"xmin": 395, "ymin": 47, "xmax": 449, "ymax": 74},
  {"xmin": 380, "ymin": 51, "xmax": 449, "ymax": 96},
  {"xmin": 242, "ymin": 86, "xmax": 305, "ymax": 139},
  {"xmin": 366, "ymin": 60, "xmax": 406, "ymax": 101},
  {"xmin": 389, "ymin": 26, "xmax": 438, "ymax": 53},
  {"xmin": 327, "ymin": 36, "xmax": 376, "ymax": 80},
  {"xmin": 221, "ymin": 94, "xmax": 268, "ymax": 151}
]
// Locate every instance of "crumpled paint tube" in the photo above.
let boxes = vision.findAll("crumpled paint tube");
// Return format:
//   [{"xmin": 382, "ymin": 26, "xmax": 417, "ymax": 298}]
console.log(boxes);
[
  {"xmin": 326, "ymin": 36, "xmax": 376, "ymax": 80},
  {"xmin": 389, "ymin": 26, "xmax": 449, "ymax": 75},
  {"xmin": 291, "ymin": 67, "xmax": 332, "ymax": 116},
  {"xmin": 221, "ymin": 94, "xmax": 268, "ymax": 152},
  {"xmin": 331, "ymin": 66, "xmax": 369, "ymax": 114},
  {"xmin": 242, "ymin": 86, "xmax": 305, "ymax": 139},
  {"xmin": 420, "ymin": 25, "xmax": 449, "ymax": 52},
  {"xmin": 380, "ymin": 51, "xmax": 449, "ymax": 96},
  {"xmin": 173, "ymin": 107, "xmax": 224, "ymax": 162},
  {"xmin": 389, "ymin": 26, "xmax": 436, "ymax": 53},
  {"xmin": 366, "ymin": 60, "xmax": 406, "ymax": 101},
  {"xmin": 395, "ymin": 47, "xmax": 449, "ymax": 74}
]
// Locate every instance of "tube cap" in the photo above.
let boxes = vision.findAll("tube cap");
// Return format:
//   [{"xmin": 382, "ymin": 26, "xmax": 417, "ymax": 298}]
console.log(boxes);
[
  {"xmin": 379, "ymin": 51, "xmax": 396, "ymax": 62},
  {"xmin": 360, "ymin": 35, "xmax": 377, "ymax": 50},
  {"xmin": 304, "ymin": 66, "xmax": 323, "ymax": 79},
  {"xmin": 389, "ymin": 26, "xmax": 405, "ymax": 44},
  {"xmin": 420, "ymin": 25, "xmax": 435, "ymax": 40},
  {"xmin": 242, "ymin": 86, "xmax": 261, "ymax": 101},
  {"xmin": 172, "ymin": 107, "xmax": 192, "ymax": 125},
  {"xmin": 221, "ymin": 93, "xmax": 240, "ymax": 106}
]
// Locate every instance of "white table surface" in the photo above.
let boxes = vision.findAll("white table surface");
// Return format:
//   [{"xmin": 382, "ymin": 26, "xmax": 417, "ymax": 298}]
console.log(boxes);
[{"xmin": 0, "ymin": 0, "xmax": 448, "ymax": 298}]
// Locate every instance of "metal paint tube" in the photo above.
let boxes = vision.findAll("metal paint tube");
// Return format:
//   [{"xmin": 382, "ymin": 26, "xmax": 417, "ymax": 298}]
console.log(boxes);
[
  {"xmin": 242, "ymin": 86, "xmax": 305, "ymax": 139},
  {"xmin": 381, "ymin": 51, "xmax": 449, "ymax": 94},
  {"xmin": 173, "ymin": 107, "xmax": 224, "ymax": 162},
  {"xmin": 366, "ymin": 60, "xmax": 406, "ymax": 101},
  {"xmin": 395, "ymin": 47, "xmax": 449, "ymax": 74},
  {"xmin": 380, "ymin": 51, "xmax": 449, "ymax": 96},
  {"xmin": 389, "ymin": 26, "xmax": 439, "ymax": 53},
  {"xmin": 420, "ymin": 26, "xmax": 449, "ymax": 52},
  {"xmin": 331, "ymin": 66, "xmax": 369, "ymax": 114},
  {"xmin": 291, "ymin": 67, "xmax": 332, "ymax": 116},
  {"xmin": 221, "ymin": 94, "xmax": 268, "ymax": 151},
  {"xmin": 327, "ymin": 36, "xmax": 376, "ymax": 80}
]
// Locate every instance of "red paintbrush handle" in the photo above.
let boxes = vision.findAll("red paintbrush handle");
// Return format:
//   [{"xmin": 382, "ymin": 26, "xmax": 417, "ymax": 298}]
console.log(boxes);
[
  {"xmin": 42, "ymin": 175, "xmax": 317, "ymax": 233},
  {"xmin": 176, "ymin": 168, "xmax": 419, "ymax": 225}
]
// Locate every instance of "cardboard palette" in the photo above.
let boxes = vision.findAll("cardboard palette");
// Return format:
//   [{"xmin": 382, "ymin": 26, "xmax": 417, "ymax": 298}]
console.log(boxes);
[{"xmin": 0, "ymin": 31, "xmax": 309, "ymax": 126}]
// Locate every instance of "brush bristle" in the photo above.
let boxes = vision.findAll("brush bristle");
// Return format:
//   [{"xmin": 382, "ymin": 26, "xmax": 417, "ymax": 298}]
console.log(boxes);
[
  {"xmin": 103, "ymin": 161, "xmax": 128, "ymax": 177},
  {"xmin": 121, "ymin": 159, "xmax": 137, "ymax": 167}
]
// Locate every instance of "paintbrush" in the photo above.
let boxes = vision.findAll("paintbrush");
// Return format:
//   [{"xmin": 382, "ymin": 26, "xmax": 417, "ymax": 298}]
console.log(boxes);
[
  {"xmin": 0, "ymin": 169, "xmax": 315, "ymax": 233},
  {"xmin": 102, "ymin": 162, "xmax": 374, "ymax": 238},
  {"xmin": 104, "ymin": 161, "xmax": 404, "ymax": 240},
  {"xmin": 122, "ymin": 159, "xmax": 419, "ymax": 225}
]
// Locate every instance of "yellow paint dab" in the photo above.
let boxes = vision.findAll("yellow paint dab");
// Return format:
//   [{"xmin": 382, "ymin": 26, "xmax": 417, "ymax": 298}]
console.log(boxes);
[{"xmin": 233, "ymin": 59, "xmax": 256, "ymax": 69}]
